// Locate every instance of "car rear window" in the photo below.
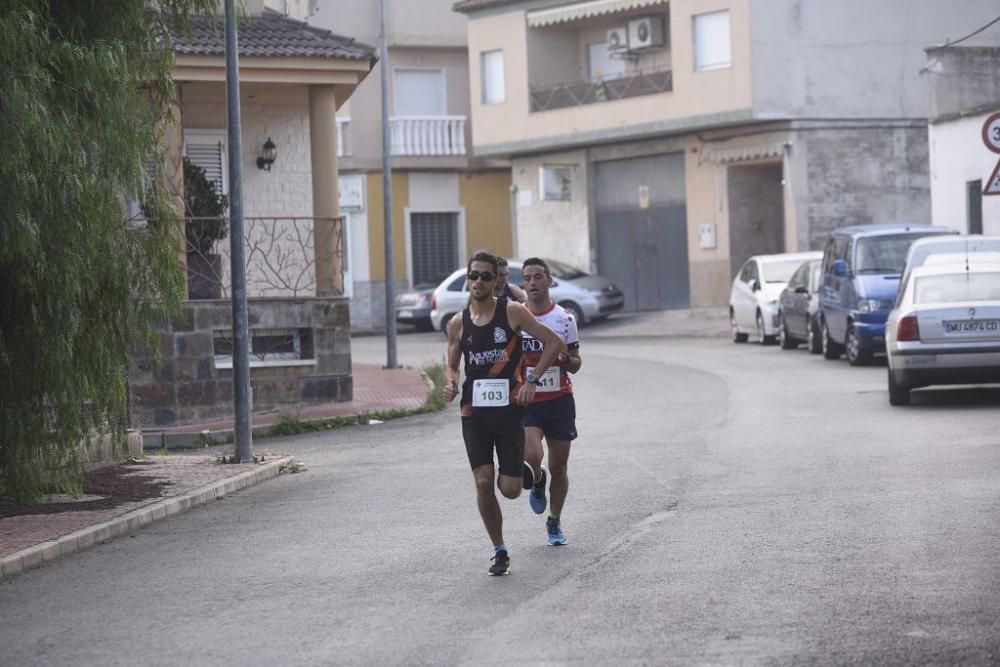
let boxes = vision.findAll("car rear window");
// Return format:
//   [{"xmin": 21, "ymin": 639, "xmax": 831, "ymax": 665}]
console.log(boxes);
[
  {"xmin": 914, "ymin": 273, "xmax": 1000, "ymax": 304},
  {"xmin": 762, "ymin": 259, "xmax": 805, "ymax": 283}
]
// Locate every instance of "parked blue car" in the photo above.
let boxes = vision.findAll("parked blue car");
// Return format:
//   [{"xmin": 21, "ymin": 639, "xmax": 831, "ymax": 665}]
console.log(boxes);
[{"xmin": 818, "ymin": 224, "xmax": 959, "ymax": 365}]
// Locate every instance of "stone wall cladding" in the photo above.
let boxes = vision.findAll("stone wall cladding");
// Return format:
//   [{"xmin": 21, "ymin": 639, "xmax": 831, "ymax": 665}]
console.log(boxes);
[
  {"xmin": 803, "ymin": 125, "xmax": 931, "ymax": 247},
  {"xmin": 130, "ymin": 298, "xmax": 352, "ymax": 429}
]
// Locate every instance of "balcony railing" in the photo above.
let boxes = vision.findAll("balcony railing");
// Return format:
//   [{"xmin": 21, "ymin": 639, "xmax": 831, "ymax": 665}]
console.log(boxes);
[
  {"xmin": 185, "ymin": 216, "xmax": 343, "ymax": 300},
  {"xmin": 390, "ymin": 115, "xmax": 467, "ymax": 156},
  {"xmin": 529, "ymin": 69, "xmax": 673, "ymax": 112}
]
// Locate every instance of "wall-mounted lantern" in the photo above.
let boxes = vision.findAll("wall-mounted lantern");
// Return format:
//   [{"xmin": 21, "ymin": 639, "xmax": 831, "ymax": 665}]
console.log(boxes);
[{"xmin": 256, "ymin": 137, "xmax": 277, "ymax": 171}]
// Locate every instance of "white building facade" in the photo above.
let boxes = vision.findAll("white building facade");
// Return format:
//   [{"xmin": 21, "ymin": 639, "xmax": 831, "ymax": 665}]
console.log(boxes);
[{"xmin": 925, "ymin": 43, "xmax": 1000, "ymax": 235}]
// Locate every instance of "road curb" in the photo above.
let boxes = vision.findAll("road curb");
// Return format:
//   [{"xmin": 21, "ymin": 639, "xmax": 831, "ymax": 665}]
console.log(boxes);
[{"xmin": 0, "ymin": 456, "xmax": 292, "ymax": 580}]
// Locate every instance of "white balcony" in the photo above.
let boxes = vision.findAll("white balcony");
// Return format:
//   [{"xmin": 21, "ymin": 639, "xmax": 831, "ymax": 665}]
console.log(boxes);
[{"xmin": 390, "ymin": 115, "xmax": 467, "ymax": 157}]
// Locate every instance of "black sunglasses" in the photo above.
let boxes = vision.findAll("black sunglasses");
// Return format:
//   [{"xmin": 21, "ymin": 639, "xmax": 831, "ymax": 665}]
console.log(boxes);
[{"xmin": 467, "ymin": 271, "xmax": 496, "ymax": 282}]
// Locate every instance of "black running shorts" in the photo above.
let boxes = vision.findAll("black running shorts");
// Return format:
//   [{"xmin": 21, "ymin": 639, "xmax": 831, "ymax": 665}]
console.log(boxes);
[
  {"xmin": 524, "ymin": 394, "xmax": 577, "ymax": 441},
  {"xmin": 461, "ymin": 408, "xmax": 525, "ymax": 476}
]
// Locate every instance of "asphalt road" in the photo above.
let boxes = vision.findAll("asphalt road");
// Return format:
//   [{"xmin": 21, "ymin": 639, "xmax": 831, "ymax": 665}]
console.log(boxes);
[{"xmin": 2, "ymin": 333, "xmax": 999, "ymax": 665}]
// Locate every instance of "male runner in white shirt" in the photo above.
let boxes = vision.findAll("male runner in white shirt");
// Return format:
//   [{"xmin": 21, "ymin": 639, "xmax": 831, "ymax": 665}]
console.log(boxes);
[{"xmin": 520, "ymin": 257, "xmax": 582, "ymax": 545}]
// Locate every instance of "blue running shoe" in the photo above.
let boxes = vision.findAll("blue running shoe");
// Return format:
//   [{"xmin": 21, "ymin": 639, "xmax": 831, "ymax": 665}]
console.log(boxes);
[
  {"xmin": 546, "ymin": 516, "xmax": 566, "ymax": 546},
  {"xmin": 529, "ymin": 466, "xmax": 547, "ymax": 514}
]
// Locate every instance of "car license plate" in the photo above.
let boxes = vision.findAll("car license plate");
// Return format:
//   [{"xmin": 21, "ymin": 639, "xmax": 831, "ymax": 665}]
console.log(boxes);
[
  {"xmin": 397, "ymin": 310, "xmax": 412, "ymax": 319},
  {"xmin": 943, "ymin": 319, "xmax": 1000, "ymax": 333}
]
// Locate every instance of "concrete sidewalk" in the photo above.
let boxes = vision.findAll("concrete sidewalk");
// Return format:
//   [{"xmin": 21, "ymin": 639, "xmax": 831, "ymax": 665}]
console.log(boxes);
[{"xmin": 0, "ymin": 363, "xmax": 432, "ymax": 580}]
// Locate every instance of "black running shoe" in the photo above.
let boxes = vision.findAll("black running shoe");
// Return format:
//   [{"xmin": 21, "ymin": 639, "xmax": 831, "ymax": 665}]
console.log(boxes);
[
  {"xmin": 522, "ymin": 462, "xmax": 535, "ymax": 490},
  {"xmin": 489, "ymin": 550, "xmax": 510, "ymax": 576}
]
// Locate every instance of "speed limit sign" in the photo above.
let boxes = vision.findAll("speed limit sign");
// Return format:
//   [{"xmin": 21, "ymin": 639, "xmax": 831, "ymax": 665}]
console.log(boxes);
[{"xmin": 982, "ymin": 112, "xmax": 1000, "ymax": 154}]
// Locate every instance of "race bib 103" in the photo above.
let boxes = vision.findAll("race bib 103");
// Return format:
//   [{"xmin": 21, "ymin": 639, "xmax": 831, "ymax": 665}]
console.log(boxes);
[{"xmin": 472, "ymin": 378, "xmax": 510, "ymax": 407}]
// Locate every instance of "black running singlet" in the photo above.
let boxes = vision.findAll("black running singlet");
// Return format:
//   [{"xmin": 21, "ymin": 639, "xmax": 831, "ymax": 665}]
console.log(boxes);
[{"xmin": 459, "ymin": 297, "xmax": 524, "ymax": 417}]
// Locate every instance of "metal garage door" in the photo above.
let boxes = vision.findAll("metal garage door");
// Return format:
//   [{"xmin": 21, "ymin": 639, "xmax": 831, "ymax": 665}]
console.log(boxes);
[
  {"xmin": 595, "ymin": 153, "xmax": 689, "ymax": 311},
  {"xmin": 410, "ymin": 212, "xmax": 458, "ymax": 286}
]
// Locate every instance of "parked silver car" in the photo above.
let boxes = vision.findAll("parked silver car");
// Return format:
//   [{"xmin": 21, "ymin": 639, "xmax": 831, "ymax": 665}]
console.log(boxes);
[
  {"xmin": 429, "ymin": 259, "xmax": 624, "ymax": 331},
  {"xmin": 895, "ymin": 235, "xmax": 1000, "ymax": 308},
  {"xmin": 885, "ymin": 261, "xmax": 1000, "ymax": 405}
]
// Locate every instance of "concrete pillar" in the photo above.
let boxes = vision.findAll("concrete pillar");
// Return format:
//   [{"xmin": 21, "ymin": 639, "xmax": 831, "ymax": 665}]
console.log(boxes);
[{"xmin": 309, "ymin": 85, "xmax": 342, "ymax": 296}]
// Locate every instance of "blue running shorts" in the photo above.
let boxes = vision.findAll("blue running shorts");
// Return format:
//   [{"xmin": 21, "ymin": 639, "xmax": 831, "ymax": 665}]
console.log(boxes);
[{"xmin": 524, "ymin": 394, "xmax": 577, "ymax": 441}]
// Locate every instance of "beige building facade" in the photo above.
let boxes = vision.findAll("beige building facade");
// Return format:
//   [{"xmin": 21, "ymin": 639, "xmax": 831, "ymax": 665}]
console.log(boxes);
[
  {"xmin": 457, "ymin": 0, "xmax": 1000, "ymax": 310},
  {"xmin": 312, "ymin": 0, "xmax": 513, "ymax": 330}
]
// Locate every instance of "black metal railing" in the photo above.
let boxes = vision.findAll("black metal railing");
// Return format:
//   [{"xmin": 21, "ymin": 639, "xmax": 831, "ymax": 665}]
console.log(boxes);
[
  {"xmin": 529, "ymin": 69, "xmax": 673, "ymax": 112},
  {"xmin": 184, "ymin": 216, "xmax": 344, "ymax": 300}
]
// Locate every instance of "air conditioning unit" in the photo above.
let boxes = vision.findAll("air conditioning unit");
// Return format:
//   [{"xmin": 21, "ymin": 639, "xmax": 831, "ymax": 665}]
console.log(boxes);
[
  {"xmin": 628, "ymin": 16, "xmax": 665, "ymax": 50},
  {"xmin": 606, "ymin": 27, "xmax": 628, "ymax": 53}
]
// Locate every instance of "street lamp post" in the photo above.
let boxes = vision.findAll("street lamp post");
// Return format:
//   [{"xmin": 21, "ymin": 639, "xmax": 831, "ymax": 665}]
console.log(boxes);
[
  {"xmin": 379, "ymin": 0, "xmax": 399, "ymax": 369},
  {"xmin": 224, "ymin": 0, "xmax": 253, "ymax": 462}
]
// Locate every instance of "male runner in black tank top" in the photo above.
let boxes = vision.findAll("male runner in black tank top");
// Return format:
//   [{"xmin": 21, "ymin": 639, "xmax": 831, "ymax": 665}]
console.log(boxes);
[{"xmin": 444, "ymin": 251, "xmax": 564, "ymax": 575}]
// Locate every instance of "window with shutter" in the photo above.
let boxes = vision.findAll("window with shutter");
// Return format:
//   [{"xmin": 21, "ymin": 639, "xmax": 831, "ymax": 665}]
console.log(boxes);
[
  {"xmin": 410, "ymin": 212, "xmax": 459, "ymax": 287},
  {"xmin": 693, "ymin": 10, "xmax": 731, "ymax": 71},
  {"xmin": 183, "ymin": 130, "xmax": 228, "ymax": 195}
]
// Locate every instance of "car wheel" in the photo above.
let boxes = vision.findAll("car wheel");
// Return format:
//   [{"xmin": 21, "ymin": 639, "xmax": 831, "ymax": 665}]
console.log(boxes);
[
  {"xmin": 807, "ymin": 317, "xmax": 823, "ymax": 355},
  {"xmin": 845, "ymin": 324, "xmax": 873, "ymax": 366},
  {"xmin": 558, "ymin": 301, "xmax": 585, "ymax": 326},
  {"xmin": 757, "ymin": 311, "xmax": 776, "ymax": 345},
  {"xmin": 778, "ymin": 312, "xmax": 797, "ymax": 350},
  {"xmin": 439, "ymin": 312, "xmax": 456, "ymax": 335},
  {"xmin": 731, "ymin": 309, "xmax": 748, "ymax": 343},
  {"xmin": 887, "ymin": 368, "xmax": 911, "ymax": 406},
  {"xmin": 821, "ymin": 319, "xmax": 843, "ymax": 360},
  {"xmin": 416, "ymin": 319, "xmax": 435, "ymax": 332}
]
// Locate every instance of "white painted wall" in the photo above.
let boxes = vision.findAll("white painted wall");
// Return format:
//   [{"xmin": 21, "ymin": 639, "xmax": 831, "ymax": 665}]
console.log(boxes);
[
  {"xmin": 409, "ymin": 172, "xmax": 460, "ymax": 209},
  {"xmin": 184, "ymin": 97, "xmax": 320, "ymax": 297},
  {"xmin": 183, "ymin": 101, "xmax": 315, "ymax": 217},
  {"xmin": 929, "ymin": 114, "xmax": 1000, "ymax": 235},
  {"xmin": 511, "ymin": 150, "xmax": 591, "ymax": 270}
]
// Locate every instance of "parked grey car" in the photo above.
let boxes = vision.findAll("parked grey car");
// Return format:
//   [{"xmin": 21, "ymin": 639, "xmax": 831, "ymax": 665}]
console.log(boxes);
[
  {"xmin": 429, "ymin": 259, "xmax": 624, "ymax": 331},
  {"xmin": 395, "ymin": 274, "xmax": 452, "ymax": 331},
  {"xmin": 777, "ymin": 258, "xmax": 823, "ymax": 353}
]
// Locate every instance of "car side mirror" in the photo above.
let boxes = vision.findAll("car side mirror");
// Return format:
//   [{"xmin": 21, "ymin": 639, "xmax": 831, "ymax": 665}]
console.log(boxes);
[
  {"xmin": 832, "ymin": 259, "xmax": 848, "ymax": 278},
  {"xmin": 794, "ymin": 285, "xmax": 808, "ymax": 294},
  {"xmin": 751, "ymin": 279, "xmax": 761, "ymax": 292}
]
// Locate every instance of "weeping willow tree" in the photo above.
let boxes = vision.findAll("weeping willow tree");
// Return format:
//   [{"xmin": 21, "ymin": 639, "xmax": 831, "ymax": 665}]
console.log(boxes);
[{"xmin": 0, "ymin": 0, "xmax": 218, "ymax": 501}]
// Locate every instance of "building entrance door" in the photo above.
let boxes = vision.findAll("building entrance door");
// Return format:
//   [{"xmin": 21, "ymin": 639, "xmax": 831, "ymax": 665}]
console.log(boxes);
[
  {"xmin": 595, "ymin": 153, "xmax": 689, "ymax": 311},
  {"xmin": 727, "ymin": 163, "xmax": 785, "ymax": 278}
]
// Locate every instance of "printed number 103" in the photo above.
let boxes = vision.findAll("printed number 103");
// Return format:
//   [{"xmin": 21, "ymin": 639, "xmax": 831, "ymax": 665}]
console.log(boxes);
[{"xmin": 480, "ymin": 390, "xmax": 505, "ymax": 401}]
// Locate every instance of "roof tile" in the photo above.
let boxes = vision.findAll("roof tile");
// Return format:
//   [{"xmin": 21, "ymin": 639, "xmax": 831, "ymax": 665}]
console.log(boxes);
[{"xmin": 172, "ymin": 13, "xmax": 375, "ymax": 60}]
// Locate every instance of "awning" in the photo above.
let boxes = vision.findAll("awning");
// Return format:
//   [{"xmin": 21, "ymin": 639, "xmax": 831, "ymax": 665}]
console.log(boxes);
[
  {"xmin": 527, "ymin": 0, "xmax": 667, "ymax": 28},
  {"xmin": 705, "ymin": 142, "xmax": 788, "ymax": 163}
]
